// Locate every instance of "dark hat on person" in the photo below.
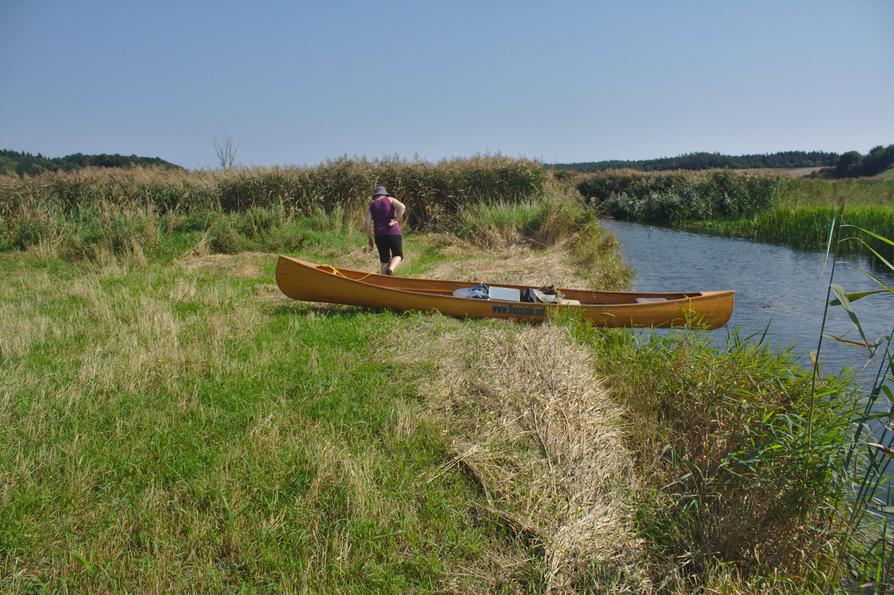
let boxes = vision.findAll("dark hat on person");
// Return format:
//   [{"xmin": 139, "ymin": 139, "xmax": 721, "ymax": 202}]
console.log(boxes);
[{"xmin": 372, "ymin": 186, "xmax": 388, "ymax": 197}]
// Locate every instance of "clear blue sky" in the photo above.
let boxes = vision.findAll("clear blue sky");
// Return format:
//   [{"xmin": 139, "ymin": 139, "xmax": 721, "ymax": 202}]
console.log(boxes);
[{"xmin": 2, "ymin": 0, "xmax": 892, "ymax": 169}]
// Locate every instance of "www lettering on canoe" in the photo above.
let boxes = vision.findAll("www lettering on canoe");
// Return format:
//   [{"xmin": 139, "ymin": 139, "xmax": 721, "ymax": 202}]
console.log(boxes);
[{"xmin": 491, "ymin": 304, "xmax": 546, "ymax": 317}]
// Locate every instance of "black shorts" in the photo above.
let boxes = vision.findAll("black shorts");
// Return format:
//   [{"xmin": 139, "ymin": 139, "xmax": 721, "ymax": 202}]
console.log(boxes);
[{"xmin": 374, "ymin": 235, "xmax": 403, "ymax": 262}]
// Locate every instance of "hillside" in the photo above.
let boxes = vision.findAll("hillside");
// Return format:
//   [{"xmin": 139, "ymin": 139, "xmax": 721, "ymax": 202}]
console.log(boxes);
[
  {"xmin": 874, "ymin": 164, "xmax": 894, "ymax": 179},
  {"xmin": 0, "ymin": 149, "xmax": 183, "ymax": 176}
]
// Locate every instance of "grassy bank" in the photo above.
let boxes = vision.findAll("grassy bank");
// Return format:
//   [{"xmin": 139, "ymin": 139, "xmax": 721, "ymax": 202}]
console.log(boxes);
[
  {"xmin": 0, "ymin": 193, "xmax": 635, "ymax": 590},
  {"xmin": 572, "ymin": 325, "xmax": 859, "ymax": 590},
  {"xmin": 575, "ymin": 170, "xmax": 894, "ymax": 260},
  {"xmin": 1, "ymin": 164, "xmax": 884, "ymax": 590},
  {"xmin": 1, "ymin": 234, "xmax": 863, "ymax": 591},
  {"xmin": 0, "ymin": 249, "xmax": 527, "ymax": 591}
]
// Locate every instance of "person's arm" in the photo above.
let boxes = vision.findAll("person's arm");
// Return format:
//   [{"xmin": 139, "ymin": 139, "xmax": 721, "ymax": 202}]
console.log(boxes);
[
  {"xmin": 365, "ymin": 208, "xmax": 373, "ymax": 249},
  {"xmin": 389, "ymin": 197, "xmax": 406, "ymax": 225}
]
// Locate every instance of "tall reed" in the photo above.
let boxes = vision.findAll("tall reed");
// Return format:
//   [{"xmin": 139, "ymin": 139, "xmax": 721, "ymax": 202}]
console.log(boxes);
[
  {"xmin": 815, "ymin": 220, "xmax": 894, "ymax": 591},
  {"xmin": 0, "ymin": 156, "xmax": 550, "ymax": 258},
  {"xmin": 688, "ymin": 206, "xmax": 894, "ymax": 263},
  {"xmin": 0, "ymin": 155, "xmax": 547, "ymax": 228}
]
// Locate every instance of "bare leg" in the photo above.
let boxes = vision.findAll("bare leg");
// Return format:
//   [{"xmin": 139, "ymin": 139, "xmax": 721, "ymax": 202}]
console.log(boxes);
[{"xmin": 387, "ymin": 256, "xmax": 402, "ymax": 275}]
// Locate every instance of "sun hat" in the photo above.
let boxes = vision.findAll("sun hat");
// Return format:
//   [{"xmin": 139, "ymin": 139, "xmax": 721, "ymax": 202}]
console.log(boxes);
[{"xmin": 372, "ymin": 186, "xmax": 388, "ymax": 197}]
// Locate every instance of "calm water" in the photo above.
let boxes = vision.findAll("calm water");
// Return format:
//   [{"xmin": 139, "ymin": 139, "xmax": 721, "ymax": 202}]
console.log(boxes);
[{"xmin": 601, "ymin": 219, "xmax": 894, "ymax": 381}]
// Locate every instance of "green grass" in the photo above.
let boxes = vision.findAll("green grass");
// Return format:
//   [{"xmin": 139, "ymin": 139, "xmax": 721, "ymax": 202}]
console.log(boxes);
[
  {"xmin": 566, "ymin": 323, "xmax": 858, "ymax": 591},
  {"xmin": 778, "ymin": 177, "xmax": 894, "ymax": 207},
  {"xmin": 0, "ymin": 200, "xmax": 631, "ymax": 590},
  {"xmin": 0, "ymin": 193, "xmax": 878, "ymax": 590},
  {"xmin": 0, "ymin": 246, "xmax": 542, "ymax": 591},
  {"xmin": 684, "ymin": 205, "xmax": 894, "ymax": 256}
]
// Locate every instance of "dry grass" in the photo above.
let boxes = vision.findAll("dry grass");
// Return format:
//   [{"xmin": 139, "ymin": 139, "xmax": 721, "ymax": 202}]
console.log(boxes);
[
  {"xmin": 395, "ymin": 320, "xmax": 649, "ymax": 592},
  {"xmin": 176, "ymin": 251, "xmax": 273, "ymax": 278},
  {"xmin": 421, "ymin": 241, "xmax": 582, "ymax": 288},
  {"xmin": 419, "ymin": 233, "xmax": 629, "ymax": 290}
]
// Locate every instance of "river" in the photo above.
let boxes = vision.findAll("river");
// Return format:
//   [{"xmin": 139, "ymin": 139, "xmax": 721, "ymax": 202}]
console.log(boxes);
[{"xmin": 600, "ymin": 219, "xmax": 894, "ymax": 382}]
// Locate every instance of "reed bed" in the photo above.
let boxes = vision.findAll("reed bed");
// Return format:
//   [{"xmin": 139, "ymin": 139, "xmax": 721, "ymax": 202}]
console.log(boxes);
[
  {"xmin": 575, "ymin": 170, "xmax": 783, "ymax": 223},
  {"xmin": 570, "ymin": 323, "xmax": 857, "ymax": 591},
  {"xmin": 0, "ymin": 155, "xmax": 547, "ymax": 227},
  {"xmin": 686, "ymin": 206, "xmax": 894, "ymax": 262},
  {"xmin": 574, "ymin": 170, "xmax": 894, "ymax": 218},
  {"xmin": 573, "ymin": 169, "xmax": 894, "ymax": 261},
  {"xmin": 0, "ymin": 156, "xmax": 549, "ymax": 260}
]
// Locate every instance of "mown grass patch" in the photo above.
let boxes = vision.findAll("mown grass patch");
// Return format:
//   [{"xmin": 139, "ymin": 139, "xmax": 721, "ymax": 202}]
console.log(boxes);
[{"xmin": 394, "ymin": 320, "xmax": 649, "ymax": 592}]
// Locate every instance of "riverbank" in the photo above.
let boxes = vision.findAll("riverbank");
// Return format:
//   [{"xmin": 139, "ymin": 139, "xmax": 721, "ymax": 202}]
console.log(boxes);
[
  {"xmin": 3, "ymin": 225, "xmax": 878, "ymax": 591},
  {"xmin": 682, "ymin": 204, "xmax": 894, "ymax": 257},
  {"xmin": 575, "ymin": 170, "xmax": 894, "ymax": 260}
]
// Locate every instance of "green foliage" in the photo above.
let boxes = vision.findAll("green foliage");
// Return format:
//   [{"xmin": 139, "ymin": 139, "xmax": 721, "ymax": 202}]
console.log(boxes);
[
  {"xmin": 0, "ymin": 149, "xmax": 182, "ymax": 175},
  {"xmin": 828, "ymin": 145, "xmax": 894, "ymax": 179},
  {"xmin": 552, "ymin": 150, "xmax": 839, "ymax": 172},
  {"xmin": 208, "ymin": 216, "xmax": 241, "ymax": 254},
  {"xmin": 578, "ymin": 170, "xmax": 783, "ymax": 223},
  {"xmin": 815, "ymin": 221, "xmax": 894, "ymax": 591},
  {"xmin": 454, "ymin": 201, "xmax": 546, "ymax": 246},
  {"xmin": 12, "ymin": 215, "xmax": 52, "ymax": 250},
  {"xmin": 687, "ymin": 206, "xmax": 894, "ymax": 263}
]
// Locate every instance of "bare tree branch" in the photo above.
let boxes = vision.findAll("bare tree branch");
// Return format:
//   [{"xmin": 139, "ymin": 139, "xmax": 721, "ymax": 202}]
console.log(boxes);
[{"xmin": 214, "ymin": 134, "xmax": 239, "ymax": 169}]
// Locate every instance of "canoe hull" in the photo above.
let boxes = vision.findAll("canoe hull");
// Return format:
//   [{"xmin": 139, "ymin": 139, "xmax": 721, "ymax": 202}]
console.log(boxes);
[{"xmin": 275, "ymin": 256, "xmax": 734, "ymax": 329}]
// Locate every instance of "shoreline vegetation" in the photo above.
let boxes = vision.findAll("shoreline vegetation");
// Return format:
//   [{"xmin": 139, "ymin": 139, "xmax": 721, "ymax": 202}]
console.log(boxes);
[
  {"xmin": 0, "ymin": 157, "xmax": 890, "ymax": 590},
  {"xmin": 574, "ymin": 169, "xmax": 894, "ymax": 262}
]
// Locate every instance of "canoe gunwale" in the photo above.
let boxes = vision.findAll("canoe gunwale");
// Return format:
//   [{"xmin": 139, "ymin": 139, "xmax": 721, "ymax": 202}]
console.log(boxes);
[{"xmin": 275, "ymin": 255, "xmax": 735, "ymax": 328}]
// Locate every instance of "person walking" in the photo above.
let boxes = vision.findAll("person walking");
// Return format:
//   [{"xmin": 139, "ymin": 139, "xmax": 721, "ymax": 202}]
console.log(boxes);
[{"xmin": 365, "ymin": 186, "xmax": 406, "ymax": 275}]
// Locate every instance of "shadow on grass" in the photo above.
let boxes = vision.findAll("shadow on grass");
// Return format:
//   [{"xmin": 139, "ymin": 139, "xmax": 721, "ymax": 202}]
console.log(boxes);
[{"xmin": 267, "ymin": 301, "xmax": 393, "ymax": 320}]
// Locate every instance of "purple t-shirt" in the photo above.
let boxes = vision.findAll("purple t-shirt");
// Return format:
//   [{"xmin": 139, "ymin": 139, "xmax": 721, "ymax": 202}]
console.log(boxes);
[{"xmin": 369, "ymin": 196, "xmax": 401, "ymax": 236}]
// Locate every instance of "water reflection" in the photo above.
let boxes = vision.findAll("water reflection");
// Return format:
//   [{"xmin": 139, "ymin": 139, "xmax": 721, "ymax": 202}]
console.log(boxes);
[{"xmin": 600, "ymin": 219, "xmax": 894, "ymax": 381}]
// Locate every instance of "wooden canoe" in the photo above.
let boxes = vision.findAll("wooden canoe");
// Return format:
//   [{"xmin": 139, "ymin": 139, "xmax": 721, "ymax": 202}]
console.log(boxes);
[{"xmin": 275, "ymin": 256, "xmax": 734, "ymax": 329}]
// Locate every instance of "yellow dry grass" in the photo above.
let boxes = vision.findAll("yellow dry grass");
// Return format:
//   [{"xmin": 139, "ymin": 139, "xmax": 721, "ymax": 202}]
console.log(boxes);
[
  {"xmin": 394, "ymin": 320, "xmax": 649, "ymax": 592},
  {"xmin": 421, "ymin": 241, "xmax": 582, "ymax": 288}
]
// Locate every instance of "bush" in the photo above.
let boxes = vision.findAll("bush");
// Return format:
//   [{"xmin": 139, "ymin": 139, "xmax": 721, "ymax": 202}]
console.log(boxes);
[
  {"xmin": 13, "ymin": 216, "xmax": 52, "ymax": 250},
  {"xmin": 208, "ymin": 216, "xmax": 241, "ymax": 254},
  {"xmin": 578, "ymin": 171, "xmax": 783, "ymax": 224}
]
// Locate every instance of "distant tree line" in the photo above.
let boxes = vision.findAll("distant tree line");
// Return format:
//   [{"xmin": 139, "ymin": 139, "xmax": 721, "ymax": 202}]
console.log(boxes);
[
  {"xmin": 551, "ymin": 151, "xmax": 840, "ymax": 172},
  {"xmin": 827, "ymin": 144, "xmax": 894, "ymax": 178},
  {"xmin": 0, "ymin": 149, "xmax": 183, "ymax": 176}
]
